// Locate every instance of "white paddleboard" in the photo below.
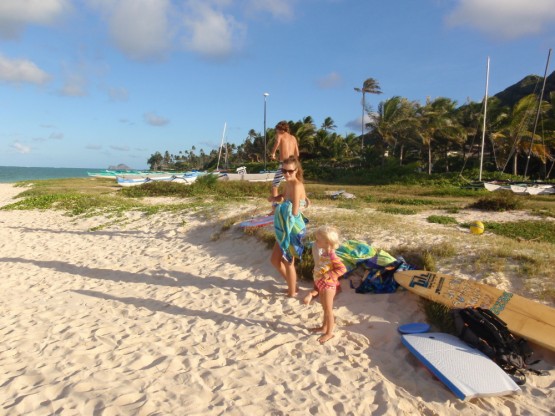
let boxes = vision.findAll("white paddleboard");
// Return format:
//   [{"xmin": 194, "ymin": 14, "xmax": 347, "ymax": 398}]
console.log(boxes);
[{"xmin": 402, "ymin": 332, "xmax": 521, "ymax": 400}]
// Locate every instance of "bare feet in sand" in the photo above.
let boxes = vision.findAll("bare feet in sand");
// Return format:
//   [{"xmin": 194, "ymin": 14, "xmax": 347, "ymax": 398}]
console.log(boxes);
[
  {"xmin": 303, "ymin": 290, "xmax": 318, "ymax": 305},
  {"xmin": 318, "ymin": 334, "xmax": 335, "ymax": 344},
  {"xmin": 310, "ymin": 326, "xmax": 325, "ymax": 334},
  {"xmin": 282, "ymin": 288, "xmax": 298, "ymax": 297}
]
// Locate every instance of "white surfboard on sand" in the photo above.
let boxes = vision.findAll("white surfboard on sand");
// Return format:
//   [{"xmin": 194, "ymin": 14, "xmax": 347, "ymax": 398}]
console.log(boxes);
[{"xmin": 402, "ymin": 332, "xmax": 521, "ymax": 400}]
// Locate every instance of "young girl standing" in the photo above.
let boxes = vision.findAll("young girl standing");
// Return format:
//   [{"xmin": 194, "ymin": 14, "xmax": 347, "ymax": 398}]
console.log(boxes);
[
  {"xmin": 270, "ymin": 156, "xmax": 308, "ymax": 297},
  {"xmin": 304, "ymin": 225, "xmax": 346, "ymax": 344}
]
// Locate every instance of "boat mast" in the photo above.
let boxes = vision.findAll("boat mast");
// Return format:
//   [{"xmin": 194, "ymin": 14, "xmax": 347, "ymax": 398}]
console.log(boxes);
[
  {"xmin": 479, "ymin": 56, "xmax": 490, "ymax": 182},
  {"xmin": 524, "ymin": 48, "xmax": 552, "ymax": 179},
  {"xmin": 216, "ymin": 122, "xmax": 227, "ymax": 171}
]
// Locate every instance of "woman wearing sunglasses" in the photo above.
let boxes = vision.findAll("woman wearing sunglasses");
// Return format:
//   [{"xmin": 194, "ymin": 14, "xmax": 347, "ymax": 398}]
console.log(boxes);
[{"xmin": 270, "ymin": 156, "xmax": 308, "ymax": 297}]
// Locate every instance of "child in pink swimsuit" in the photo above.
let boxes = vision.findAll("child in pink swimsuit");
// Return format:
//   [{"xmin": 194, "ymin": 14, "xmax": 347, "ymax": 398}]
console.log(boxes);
[{"xmin": 303, "ymin": 225, "xmax": 347, "ymax": 344}]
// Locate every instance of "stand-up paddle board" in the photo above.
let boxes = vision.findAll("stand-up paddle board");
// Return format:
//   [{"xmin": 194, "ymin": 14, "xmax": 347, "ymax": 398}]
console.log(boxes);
[
  {"xmin": 394, "ymin": 270, "xmax": 555, "ymax": 352},
  {"xmin": 239, "ymin": 215, "xmax": 273, "ymax": 228},
  {"xmin": 402, "ymin": 332, "xmax": 521, "ymax": 400}
]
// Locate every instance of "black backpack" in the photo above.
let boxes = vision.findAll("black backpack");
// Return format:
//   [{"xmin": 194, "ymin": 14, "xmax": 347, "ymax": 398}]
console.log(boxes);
[{"xmin": 451, "ymin": 307, "xmax": 540, "ymax": 385}]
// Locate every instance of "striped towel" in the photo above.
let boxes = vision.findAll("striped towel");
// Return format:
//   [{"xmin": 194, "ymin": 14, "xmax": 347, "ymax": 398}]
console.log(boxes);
[{"xmin": 274, "ymin": 200, "xmax": 308, "ymax": 263}]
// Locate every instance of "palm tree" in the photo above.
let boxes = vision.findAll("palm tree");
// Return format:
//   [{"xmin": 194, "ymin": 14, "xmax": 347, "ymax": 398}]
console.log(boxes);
[
  {"xmin": 321, "ymin": 117, "xmax": 337, "ymax": 132},
  {"xmin": 491, "ymin": 95, "xmax": 537, "ymax": 175},
  {"xmin": 295, "ymin": 117, "xmax": 317, "ymax": 158},
  {"xmin": 417, "ymin": 97, "xmax": 461, "ymax": 174},
  {"xmin": 369, "ymin": 96, "xmax": 418, "ymax": 165},
  {"xmin": 354, "ymin": 78, "xmax": 382, "ymax": 149},
  {"xmin": 147, "ymin": 151, "xmax": 163, "ymax": 170}
]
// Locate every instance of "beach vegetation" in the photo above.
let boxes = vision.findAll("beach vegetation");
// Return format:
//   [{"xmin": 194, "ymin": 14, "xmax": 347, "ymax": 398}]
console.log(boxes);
[
  {"xmin": 530, "ymin": 208, "xmax": 555, "ymax": 218},
  {"xmin": 120, "ymin": 178, "xmax": 268, "ymax": 199},
  {"xmin": 427, "ymin": 215, "xmax": 458, "ymax": 225},
  {"xmin": 486, "ymin": 220, "xmax": 555, "ymax": 244},
  {"xmin": 379, "ymin": 197, "xmax": 438, "ymax": 206},
  {"xmin": 377, "ymin": 206, "xmax": 418, "ymax": 215},
  {"xmin": 468, "ymin": 190, "xmax": 524, "ymax": 211},
  {"xmin": 421, "ymin": 300, "xmax": 456, "ymax": 333},
  {"xmin": 393, "ymin": 242, "xmax": 457, "ymax": 270}
]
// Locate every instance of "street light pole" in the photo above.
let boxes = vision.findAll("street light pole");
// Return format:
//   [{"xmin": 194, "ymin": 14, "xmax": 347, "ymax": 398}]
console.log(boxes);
[
  {"xmin": 361, "ymin": 91, "xmax": 366, "ymax": 149},
  {"xmin": 263, "ymin": 92, "xmax": 269, "ymax": 171}
]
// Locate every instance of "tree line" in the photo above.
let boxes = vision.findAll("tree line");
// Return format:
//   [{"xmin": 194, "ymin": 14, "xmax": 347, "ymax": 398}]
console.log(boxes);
[{"xmin": 147, "ymin": 77, "xmax": 555, "ymax": 180}]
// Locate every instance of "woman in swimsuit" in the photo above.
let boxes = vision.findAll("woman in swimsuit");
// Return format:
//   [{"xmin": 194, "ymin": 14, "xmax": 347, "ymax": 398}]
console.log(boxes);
[{"xmin": 269, "ymin": 156, "xmax": 307, "ymax": 297}]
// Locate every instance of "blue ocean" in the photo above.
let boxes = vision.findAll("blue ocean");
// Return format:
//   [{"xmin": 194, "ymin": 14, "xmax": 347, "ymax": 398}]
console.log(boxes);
[{"xmin": 0, "ymin": 166, "xmax": 99, "ymax": 183}]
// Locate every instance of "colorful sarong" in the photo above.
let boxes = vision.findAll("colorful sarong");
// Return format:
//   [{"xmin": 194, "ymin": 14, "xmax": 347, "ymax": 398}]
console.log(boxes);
[{"xmin": 274, "ymin": 200, "xmax": 307, "ymax": 263}]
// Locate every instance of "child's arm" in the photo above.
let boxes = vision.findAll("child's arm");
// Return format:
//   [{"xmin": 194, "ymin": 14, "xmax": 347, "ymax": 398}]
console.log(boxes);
[{"xmin": 323, "ymin": 250, "xmax": 347, "ymax": 280}]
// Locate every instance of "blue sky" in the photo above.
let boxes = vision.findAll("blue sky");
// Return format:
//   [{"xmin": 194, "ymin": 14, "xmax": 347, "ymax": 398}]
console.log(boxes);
[{"xmin": 1, "ymin": 0, "xmax": 554, "ymax": 169}]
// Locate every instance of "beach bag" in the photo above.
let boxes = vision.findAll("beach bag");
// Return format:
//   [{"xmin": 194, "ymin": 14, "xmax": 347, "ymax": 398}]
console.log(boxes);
[
  {"xmin": 351, "ymin": 259, "xmax": 414, "ymax": 294},
  {"xmin": 451, "ymin": 307, "xmax": 540, "ymax": 385}
]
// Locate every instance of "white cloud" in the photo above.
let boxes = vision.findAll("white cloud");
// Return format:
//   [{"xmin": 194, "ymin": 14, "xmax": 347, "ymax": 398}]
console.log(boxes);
[
  {"xmin": 49, "ymin": 132, "xmax": 64, "ymax": 140},
  {"xmin": 88, "ymin": 0, "xmax": 172, "ymax": 61},
  {"xmin": 0, "ymin": 0, "xmax": 71, "ymax": 39},
  {"xmin": 144, "ymin": 112, "xmax": 170, "ymax": 126},
  {"xmin": 110, "ymin": 145, "xmax": 130, "ymax": 151},
  {"xmin": 446, "ymin": 0, "xmax": 555, "ymax": 39},
  {"xmin": 86, "ymin": 144, "xmax": 102, "ymax": 150},
  {"xmin": 11, "ymin": 141, "xmax": 31, "ymax": 154},
  {"xmin": 0, "ymin": 54, "xmax": 51, "ymax": 85},
  {"xmin": 86, "ymin": 1, "xmax": 299, "ymax": 61},
  {"xmin": 317, "ymin": 72, "xmax": 342, "ymax": 89},
  {"xmin": 244, "ymin": 0, "xmax": 296, "ymax": 20},
  {"xmin": 108, "ymin": 86, "xmax": 129, "ymax": 101},
  {"xmin": 346, "ymin": 114, "xmax": 372, "ymax": 133},
  {"xmin": 59, "ymin": 73, "xmax": 87, "ymax": 96},
  {"xmin": 182, "ymin": 2, "xmax": 246, "ymax": 60}
]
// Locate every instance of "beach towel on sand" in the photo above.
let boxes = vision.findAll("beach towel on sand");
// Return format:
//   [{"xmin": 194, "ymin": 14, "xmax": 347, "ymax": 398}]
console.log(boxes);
[
  {"xmin": 274, "ymin": 200, "xmax": 308, "ymax": 263},
  {"xmin": 336, "ymin": 240, "xmax": 415, "ymax": 293}
]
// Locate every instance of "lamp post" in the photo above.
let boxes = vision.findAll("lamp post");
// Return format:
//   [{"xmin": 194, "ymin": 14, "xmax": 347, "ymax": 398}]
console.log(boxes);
[
  {"xmin": 353, "ymin": 87, "xmax": 365, "ymax": 149},
  {"xmin": 263, "ymin": 92, "xmax": 269, "ymax": 171}
]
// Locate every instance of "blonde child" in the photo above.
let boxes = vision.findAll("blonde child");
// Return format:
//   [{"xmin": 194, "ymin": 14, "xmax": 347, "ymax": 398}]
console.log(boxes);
[{"xmin": 304, "ymin": 225, "xmax": 347, "ymax": 344}]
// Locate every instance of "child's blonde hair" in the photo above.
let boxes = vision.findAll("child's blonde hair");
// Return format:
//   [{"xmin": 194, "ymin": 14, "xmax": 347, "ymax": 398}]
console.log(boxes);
[{"xmin": 314, "ymin": 225, "xmax": 341, "ymax": 249}]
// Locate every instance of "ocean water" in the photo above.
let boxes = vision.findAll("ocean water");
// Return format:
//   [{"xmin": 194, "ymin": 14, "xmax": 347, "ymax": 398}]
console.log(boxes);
[{"xmin": 0, "ymin": 166, "xmax": 100, "ymax": 183}]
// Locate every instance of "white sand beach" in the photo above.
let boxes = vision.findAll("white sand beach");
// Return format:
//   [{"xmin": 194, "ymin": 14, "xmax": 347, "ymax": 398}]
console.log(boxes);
[{"xmin": 0, "ymin": 183, "xmax": 554, "ymax": 415}]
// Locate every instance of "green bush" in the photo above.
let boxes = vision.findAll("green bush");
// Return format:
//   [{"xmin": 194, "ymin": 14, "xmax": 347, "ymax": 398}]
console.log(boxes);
[{"xmin": 468, "ymin": 190, "xmax": 524, "ymax": 211}]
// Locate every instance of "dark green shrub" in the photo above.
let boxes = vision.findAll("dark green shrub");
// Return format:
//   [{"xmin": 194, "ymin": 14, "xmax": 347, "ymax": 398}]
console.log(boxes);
[{"xmin": 468, "ymin": 190, "xmax": 524, "ymax": 211}]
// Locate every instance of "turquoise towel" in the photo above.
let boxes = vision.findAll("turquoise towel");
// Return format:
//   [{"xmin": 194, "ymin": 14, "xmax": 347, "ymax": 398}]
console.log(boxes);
[{"xmin": 274, "ymin": 200, "xmax": 307, "ymax": 263}]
